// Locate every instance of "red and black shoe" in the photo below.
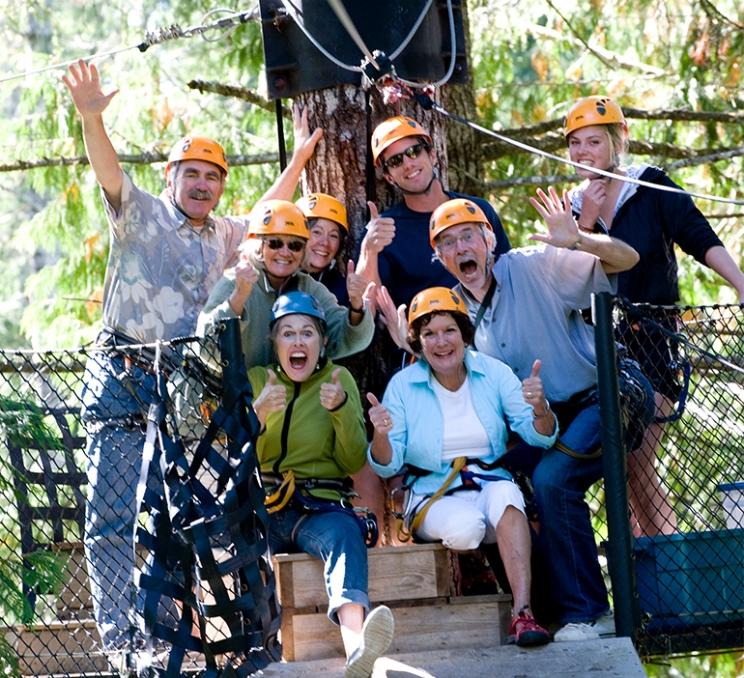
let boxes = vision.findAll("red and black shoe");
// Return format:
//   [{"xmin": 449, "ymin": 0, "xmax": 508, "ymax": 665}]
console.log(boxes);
[{"xmin": 508, "ymin": 607, "xmax": 551, "ymax": 647}]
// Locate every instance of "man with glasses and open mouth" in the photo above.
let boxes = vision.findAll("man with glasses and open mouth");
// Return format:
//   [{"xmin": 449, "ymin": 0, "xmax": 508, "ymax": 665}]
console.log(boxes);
[{"xmin": 356, "ymin": 115, "xmax": 512, "ymax": 312}]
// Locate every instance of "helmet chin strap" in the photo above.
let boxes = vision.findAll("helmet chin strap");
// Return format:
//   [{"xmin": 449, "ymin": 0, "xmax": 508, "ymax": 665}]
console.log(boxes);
[{"xmin": 396, "ymin": 167, "xmax": 439, "ymax": 196}]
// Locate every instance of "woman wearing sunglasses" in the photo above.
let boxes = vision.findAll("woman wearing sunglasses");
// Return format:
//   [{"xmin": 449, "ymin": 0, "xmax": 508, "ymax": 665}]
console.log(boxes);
[{"xmin": 198, "ymin": 199, "xmax": 375, "ymax": 368}]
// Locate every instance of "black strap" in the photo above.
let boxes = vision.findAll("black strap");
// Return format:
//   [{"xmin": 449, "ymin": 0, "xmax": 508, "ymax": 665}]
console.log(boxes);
[{"xmin": 473, "ymin": 277, "xmax": 497, "ymax": 331}]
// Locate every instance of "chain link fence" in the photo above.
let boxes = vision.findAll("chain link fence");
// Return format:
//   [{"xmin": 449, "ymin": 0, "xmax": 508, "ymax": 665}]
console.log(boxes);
[
  {"xmin": 607, "ymin": 299, "xmax": 744, "ymax": 657},
  {"xmin": 0, "ymin": 303, "xmax": 741, "ymax": 675},
  {"xmin": 0, "ymin": 321, "xmax": 279, "ymax": 676}
]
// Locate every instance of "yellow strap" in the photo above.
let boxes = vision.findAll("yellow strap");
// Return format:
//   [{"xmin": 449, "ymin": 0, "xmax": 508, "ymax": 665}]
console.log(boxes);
[
  {"xmin": 555, "ymin": 439, "xmax": 602, "ymax": 460},
  {"xmin": 400, "ymin": 457, "xmax": 467, "ymax": 542},
  {"xmin": 264, "ymin": 469, "xmax": 296, "ymax": 514}
]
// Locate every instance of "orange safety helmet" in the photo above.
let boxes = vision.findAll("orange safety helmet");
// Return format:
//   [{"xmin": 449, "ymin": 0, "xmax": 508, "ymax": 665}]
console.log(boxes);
[
  {"xmin": 564, "ymin": 96, "xmax": 626, "ymax": 137},
  {"xmin": 248, "ymin": 200, "xmax": 309, "ymax": 240},
  {"xmin": 166, "ymin": 136, "xmax": 228, "ymax": 175},
  {"xmin": 371, "ymin": 115, "xmax": 432, "ymax": 166},
  {"xmin": 429, "ymin": 198, "xmax": 491, "ymax": 248},
  {"xmin": 408, "ymin": 286, "xmax": 469, "ymax": 326},
  {"xmin": 295, "ymin": 193, "xmax": 348, "ymax": 232}
]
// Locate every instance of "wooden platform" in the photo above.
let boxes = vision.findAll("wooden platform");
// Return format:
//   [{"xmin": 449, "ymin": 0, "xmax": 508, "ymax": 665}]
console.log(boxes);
[
  {"xmin": 4, "ymin": 541, "xmax": 512, "ymax": 673},
  {"xmin": 272, "ymin": 544, "xmax": 512, "ymax": 662}
]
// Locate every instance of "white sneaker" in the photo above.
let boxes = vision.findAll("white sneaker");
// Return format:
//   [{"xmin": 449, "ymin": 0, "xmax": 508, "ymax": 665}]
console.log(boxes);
[
  {"xmin": 553, "ymin": 621, "xmax": 599, "ymax": 642},
  {"xmin": 594, "ymin": 611, "xmax": 616, "ymax": 637},
  {"xmin": 554, "ymin": 611, "xmax": 616, "ymax": 642},
  {"xmin": 344, "ymin": 605, "xmax": 395, "ymax": 678}
]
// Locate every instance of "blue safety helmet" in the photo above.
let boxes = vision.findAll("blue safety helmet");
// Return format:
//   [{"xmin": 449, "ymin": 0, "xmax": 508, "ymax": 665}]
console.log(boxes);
[{"xmin": 270, "ymin": 291, "xmax": 327, "ymax": 331}]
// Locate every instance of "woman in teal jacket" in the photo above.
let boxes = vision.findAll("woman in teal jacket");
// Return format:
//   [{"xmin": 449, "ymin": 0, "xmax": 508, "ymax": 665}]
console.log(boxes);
[
  {"xmin": 367, "ymin": 287, "xmax": 557, "ymax": 647},
  {"xmin": 248, "ymin": 290, "xmax": 393, "ymax": 678}
]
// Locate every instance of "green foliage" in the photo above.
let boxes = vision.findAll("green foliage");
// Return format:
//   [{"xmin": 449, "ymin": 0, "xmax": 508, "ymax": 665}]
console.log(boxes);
[{"xmin": 466, "ymin": 0, "xmax": 743, "ymax": 305}]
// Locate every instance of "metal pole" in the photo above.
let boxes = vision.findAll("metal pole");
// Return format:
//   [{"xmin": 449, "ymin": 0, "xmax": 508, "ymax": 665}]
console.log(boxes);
[
  {"xmin": 275, "ymin": 98, "xmax": 287, "ymax": 171},
  {"xmin": 592, "ymin": 292, "xmax": 637, "ymax": 638}
]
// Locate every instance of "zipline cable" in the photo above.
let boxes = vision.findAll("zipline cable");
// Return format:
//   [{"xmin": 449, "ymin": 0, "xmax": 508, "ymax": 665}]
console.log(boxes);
[
  {"xmin": 388, "ymin": 0, "xmax": 434, "ymax": 61},
  {"xmin": 0, "ymin": 5, "xmax": 259, "ymax": 86},
  {"xmin": 318, "ymin": 0, "xmax": 741, "ymax": 204},
  {"xmin": 417, "ymin": 95, "xmax": 744, "ymax": 206},
  {"xmin": 325, "ymin": 0, "xmax": 380, "ymax": 70},
  {"xmin": 279, "ymin": 0, "xmax": 362, "ymax": 72}
]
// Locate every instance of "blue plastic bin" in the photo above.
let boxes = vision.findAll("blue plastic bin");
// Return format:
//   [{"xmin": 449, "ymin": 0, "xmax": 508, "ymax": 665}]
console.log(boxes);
[{"xmin": 634, "ymin": 529, "xmax": 744, "ymax": 631}]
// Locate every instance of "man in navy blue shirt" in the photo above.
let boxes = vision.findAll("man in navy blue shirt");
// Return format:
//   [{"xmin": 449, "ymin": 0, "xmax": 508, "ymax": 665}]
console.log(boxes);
[{"xmin": 356, "ymin": 115, "xmax": 511, "ymax": 309}]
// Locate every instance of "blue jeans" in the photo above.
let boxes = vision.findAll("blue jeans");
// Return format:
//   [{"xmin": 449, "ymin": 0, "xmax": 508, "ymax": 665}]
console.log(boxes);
[
  {"xmin": 532, "ymin": 402, "xmax": 609, "ymax": 625},
  {"xmin": 268, "ymin": 506, "xmax": 369, "ymax": 624},
  {"xmin": 81, "ymin": 351, "xmax": 156, "ymax": 649}
]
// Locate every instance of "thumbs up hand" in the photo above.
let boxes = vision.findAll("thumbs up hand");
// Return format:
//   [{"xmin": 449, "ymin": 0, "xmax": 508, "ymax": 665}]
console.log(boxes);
[
  {"xmin": 521, "ymin": 359, "xmax": 549, "ymax": 416},
  {"xmin": 253, "ymin": 368, "xmax": 287, "ymax": 426},
  {"xmin": 364, "ymin": 201, "xmax": 396, "ymax": 254},
  {"xmin": 346, "ymin": 259, "xmax": 368, "ymax": 313},
  {"xmin": 366, "ymin": 392, "xmax": 394, "ymax": 434},
  {"xmin": 320, "ymin": 367, "xmax": 347, "ymax": 411}
]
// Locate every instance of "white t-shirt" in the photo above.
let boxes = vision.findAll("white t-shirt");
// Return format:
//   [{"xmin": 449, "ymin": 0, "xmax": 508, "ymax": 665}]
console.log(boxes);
[{"xmin": 431, "ymin": 376, "xmax": 490, "ymax": 462}]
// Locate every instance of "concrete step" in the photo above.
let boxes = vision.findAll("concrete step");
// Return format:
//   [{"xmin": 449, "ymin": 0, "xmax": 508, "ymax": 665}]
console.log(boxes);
[{"xmin": 258, "ymin": 637, "xmax": 646, "ymax": 678}]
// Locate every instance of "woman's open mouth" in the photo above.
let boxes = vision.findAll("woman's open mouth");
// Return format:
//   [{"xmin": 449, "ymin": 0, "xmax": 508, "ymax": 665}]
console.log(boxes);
[{"xmin": 289, "ymin": 352, "xmax": 308, "ymax": 370}]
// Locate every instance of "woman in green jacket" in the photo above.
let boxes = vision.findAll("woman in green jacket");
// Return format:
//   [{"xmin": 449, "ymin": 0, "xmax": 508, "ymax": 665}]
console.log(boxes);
[{"xmin": 248, "ymin": 290, "xmax": 393, "ymax": 678}]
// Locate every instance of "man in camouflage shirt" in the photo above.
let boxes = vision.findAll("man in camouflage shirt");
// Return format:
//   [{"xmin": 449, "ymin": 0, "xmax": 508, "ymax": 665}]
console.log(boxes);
[{"xmin": 63, "ymin": 60, "xmax": 248, "ymax": 655}]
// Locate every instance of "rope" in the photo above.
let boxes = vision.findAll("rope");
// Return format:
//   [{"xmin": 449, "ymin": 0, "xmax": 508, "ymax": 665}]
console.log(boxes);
[
  {"xmin": 416, "ymin": 94, "xmax": 744, "ymax": 206},
  {"xmin": 0, "ymin": 5, "xmax": 259, "ymax": 86}
]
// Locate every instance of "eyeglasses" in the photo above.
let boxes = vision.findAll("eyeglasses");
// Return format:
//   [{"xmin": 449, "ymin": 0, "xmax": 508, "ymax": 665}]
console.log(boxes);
[
  {"xmin": 437, "ymin": 229, "xmax": 478, "ymax": 252},
  {"xmin": 265, "ymin": 238, "xmax": 305, "ymax": 252},
  {"xmin": 383, "ymin": 142, "xmax": 430, "ymax": 170}
]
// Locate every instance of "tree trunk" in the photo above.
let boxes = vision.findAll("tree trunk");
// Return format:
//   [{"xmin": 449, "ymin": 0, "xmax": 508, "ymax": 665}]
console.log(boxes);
[{"xmin": 292, "ymin": 86, "xmax": 450, "ymax": 241}]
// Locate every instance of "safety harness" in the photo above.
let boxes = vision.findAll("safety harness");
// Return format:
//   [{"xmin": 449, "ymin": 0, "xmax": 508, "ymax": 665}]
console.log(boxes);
[
  {"xmin": 394, "ymin": 455, "xmax": 536, "ymax": 543},
  {"xmin": 263, "ymin": 470, "xmax": 379, "ymax": 548}
]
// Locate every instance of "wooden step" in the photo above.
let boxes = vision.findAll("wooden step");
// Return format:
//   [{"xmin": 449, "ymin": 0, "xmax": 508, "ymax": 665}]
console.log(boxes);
[
  {"xmin": 282, "ymin": 594, "xmax": 512, "ymax": 662},
  {"xmin": 51, "ymin": 542, "xmax": 93, "ymax": 617},
  {"xmin": 6, "ymin": 619, "xmax": 107, "ymax": 675},
  {"xmin": 272, "ymin": 543, "xmax": 453, "ymax": 609},
  {"xmin": 271, "ymin": 544, "xmax": 512, "ymax": 662}
]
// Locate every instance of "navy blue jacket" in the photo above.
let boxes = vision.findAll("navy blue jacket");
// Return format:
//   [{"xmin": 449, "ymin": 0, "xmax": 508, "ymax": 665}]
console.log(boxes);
[{"xmin": 576, "ymin": 166, "xmax": 722, "ymax": 304}]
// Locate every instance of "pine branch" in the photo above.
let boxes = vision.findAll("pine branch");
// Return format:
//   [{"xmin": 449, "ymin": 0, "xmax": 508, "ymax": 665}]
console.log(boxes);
[
  {"xmin": 541, "ymin": 0, "xmax": 615, "ymax": 71},
  {"xmin": 187, "ymin": 79, "xmax": 291, "ymax": 119},
  {"xmin": 0, "ymin": 152, "xmax": 280, "ymax": 173},
  {"xmin": 668, "ymin": 146, "xmax": 744, "ymax": 170},
  {"xmin": 527, "ymin": 21, "xmax": 667, "ymax": 75}
]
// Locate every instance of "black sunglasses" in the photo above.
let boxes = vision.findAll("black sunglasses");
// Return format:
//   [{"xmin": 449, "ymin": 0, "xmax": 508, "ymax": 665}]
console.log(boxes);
[
  {"xmin": 383, "ymin": 142, "xmax": 430, "ymax": 170},
  {"xmin": 265, "ymin": 238, "xmax": 305, "ymax": 252}
]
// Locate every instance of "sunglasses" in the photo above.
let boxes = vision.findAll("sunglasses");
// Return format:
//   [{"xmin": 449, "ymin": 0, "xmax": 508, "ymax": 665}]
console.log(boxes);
[
  {"xmin": 265, "ymin": 238, "xmax": 305, "ymax": 252},
  {"xmin": 383, "ymin": 142, "xmax": 430, "ymax": 170}
]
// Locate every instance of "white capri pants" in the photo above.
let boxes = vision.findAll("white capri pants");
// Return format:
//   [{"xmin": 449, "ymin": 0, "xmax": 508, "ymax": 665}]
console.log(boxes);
[{"xmin": 413, "ymin": 480, "xmax": 526, "ymax": 551}]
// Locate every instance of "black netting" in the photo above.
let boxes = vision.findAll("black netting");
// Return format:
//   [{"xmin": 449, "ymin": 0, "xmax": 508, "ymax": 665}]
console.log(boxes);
[{"xmin": 0, "ymin": 320, "xmax": 280, "ymax": 676}]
